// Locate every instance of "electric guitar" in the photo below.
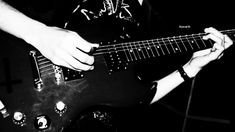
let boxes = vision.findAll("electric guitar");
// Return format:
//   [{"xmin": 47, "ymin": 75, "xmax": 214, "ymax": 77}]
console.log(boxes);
[{"xmin": 0, "ymin": 3, "xmax": 234, "ymax": 132}]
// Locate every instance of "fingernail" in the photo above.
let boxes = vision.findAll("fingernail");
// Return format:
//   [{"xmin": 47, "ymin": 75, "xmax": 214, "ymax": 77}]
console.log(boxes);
[
  {"xmin": 89, "ymin": 47, "xmax": 97, "ymax": 55},
  {"xmin": 202, "ymin": 36, "xmax": 207, "ymax": 40},
  {"xmin": 90, "ymin": 66, "xmax": 94, "ymax": 70}
]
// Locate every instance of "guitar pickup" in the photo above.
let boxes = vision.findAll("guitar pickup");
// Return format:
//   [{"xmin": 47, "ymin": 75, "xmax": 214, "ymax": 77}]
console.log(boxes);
[{"xmin": 62, "ymin": 67, "xmax": 84, "ymax": 81}]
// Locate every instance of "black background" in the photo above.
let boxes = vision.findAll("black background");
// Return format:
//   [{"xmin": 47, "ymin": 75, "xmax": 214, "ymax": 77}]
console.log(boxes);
[
  {"xmin": 0, "ymin": 0, "xmax": 234, "ymax": 132},
  {"xmin": 129, "ymin": 1, "xmax": 234, "ymax": 132}
]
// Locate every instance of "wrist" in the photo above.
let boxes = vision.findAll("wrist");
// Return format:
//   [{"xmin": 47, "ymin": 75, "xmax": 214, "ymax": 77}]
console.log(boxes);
[
  {"xmin": 182, "ymin": 63, "xmax": 200, "ymax": 78},
  {"xmin": 178, "ymin": 65, "xmax": 190, "ymax": 81},
  {"xmin": 23, "ymin": 20, "xmax": 48, "ymax": 46}
]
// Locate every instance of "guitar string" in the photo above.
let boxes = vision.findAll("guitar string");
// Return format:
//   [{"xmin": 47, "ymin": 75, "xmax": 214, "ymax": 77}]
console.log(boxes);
[
  {"xmin": 100, "ymin": 29, "xmax": 235, "ymax": 49},
  {"xmin": 94, "ymin": 29, "xmax": 234, "ymax": 50},
  {"xmin": 36, "ymin": 29, "xmax": 235, "ymax": 70},
  {"xmin": 94, "ymin": 29, "xmax": 235, "ymax": 54},
  {"xmin": 94, "ymin": 35, "xmax": 211, "ymax": 55},
  {"xmin": 93, "ymin": 31, "xmax": 224, "ymax": 59}
]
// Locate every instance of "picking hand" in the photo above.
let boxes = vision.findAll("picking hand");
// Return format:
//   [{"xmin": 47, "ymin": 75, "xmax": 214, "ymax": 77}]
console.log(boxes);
[{"xmin": 27, "ymin": 26, "xmax": 99, "ymax": 71}]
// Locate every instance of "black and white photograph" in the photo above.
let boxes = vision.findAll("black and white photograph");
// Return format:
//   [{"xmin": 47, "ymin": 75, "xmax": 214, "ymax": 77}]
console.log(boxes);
[{"xmin": 0, "ymin": 0, "xmax": 233, "ymax": 132}]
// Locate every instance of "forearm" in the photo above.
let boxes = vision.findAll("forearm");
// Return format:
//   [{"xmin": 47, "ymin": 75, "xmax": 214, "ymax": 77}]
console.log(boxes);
[
  {"xmin": 150, "ymin": 63, "xmax": 197, "ymax": 103},
  {"xmin": 0, "ymin": 0, "xmax": 46, "ymax": 44}
]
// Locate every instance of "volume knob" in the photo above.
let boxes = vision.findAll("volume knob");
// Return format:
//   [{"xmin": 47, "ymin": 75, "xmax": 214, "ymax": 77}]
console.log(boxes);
[
  {"xmin": 54, "ymin": 101, "xmax": 67, "ymax": 116},
  {"xmin": 0, "ymin": 100, "xmax": 9, "ymax": 118},
  {"xmin": 34, "ymin": 114, "xmax": 51, "ymax": 130},
  {"xmin": 12, "ymin": 112, "xmax": 26, "ymax": 126}
]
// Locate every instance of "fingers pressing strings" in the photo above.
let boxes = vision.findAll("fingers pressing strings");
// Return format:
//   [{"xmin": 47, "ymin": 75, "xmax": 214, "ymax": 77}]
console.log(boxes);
[{"xmin": 204, "ymin": 27, "xmax": 233, "ymax": 49}]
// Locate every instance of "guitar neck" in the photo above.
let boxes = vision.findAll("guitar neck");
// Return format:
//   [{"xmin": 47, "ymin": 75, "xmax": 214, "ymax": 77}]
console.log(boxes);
[
  {"xmin": 94, "ymin": 29, "xmax": 235, "ymax": 63},
  {"xmin": 31, "ymin": 29, "xmax": 235, "ymax": 75}
]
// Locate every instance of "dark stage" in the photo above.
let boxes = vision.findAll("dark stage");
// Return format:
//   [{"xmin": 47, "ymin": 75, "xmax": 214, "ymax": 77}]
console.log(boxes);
[{"xmin": 0, "ymin": 0, "xmax": 233, "ymax": 132}]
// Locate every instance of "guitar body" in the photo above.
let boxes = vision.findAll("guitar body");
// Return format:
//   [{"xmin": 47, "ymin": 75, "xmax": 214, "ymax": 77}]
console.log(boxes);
[
  {"xmin": 0, "ymin": 1, "xmax": 155, "ymax": 132},
  {"xmin": 0, "ymin": 33, "xmax": 153, "ymax": 132}
]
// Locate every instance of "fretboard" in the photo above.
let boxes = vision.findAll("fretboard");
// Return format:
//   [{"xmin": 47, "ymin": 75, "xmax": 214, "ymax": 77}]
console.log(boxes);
[{"xmin": 94, "ymin": 29, "xmax": 235, "ymax": 62}]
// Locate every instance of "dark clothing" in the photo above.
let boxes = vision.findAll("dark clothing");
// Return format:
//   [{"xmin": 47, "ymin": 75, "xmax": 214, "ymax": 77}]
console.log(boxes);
[
  {"xmin": 4, "ymin": 0, "xmax": 75, "ymax": 25},
  {"xmin": 4, "ymin": 0, "xmax": 143, "ymax": 25},
  {"xmin": 4, "ymin": 0, "xmax": 165, "ymax": 35}
]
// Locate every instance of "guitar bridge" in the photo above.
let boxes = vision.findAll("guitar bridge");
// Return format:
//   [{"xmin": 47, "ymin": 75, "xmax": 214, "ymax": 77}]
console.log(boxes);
[
  {"xmin": 29, "ymin": 51, "xmax": 43, "ymax": 91},
  {"xmin": 30, "ymin": 50, "xmax": 84, "ymax": 89}
]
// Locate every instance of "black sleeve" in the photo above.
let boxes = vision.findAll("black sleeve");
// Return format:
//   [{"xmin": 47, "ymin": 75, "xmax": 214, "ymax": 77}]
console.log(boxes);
[{"xmin": 3, "ymin": 0, "xmax": 75, "ymax": 26}]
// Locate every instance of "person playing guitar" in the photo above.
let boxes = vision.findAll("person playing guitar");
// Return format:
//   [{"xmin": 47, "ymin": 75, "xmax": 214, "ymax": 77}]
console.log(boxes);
[{"xmin": 0, "ymin": 0, "xmax": 233, "ymax": 132}]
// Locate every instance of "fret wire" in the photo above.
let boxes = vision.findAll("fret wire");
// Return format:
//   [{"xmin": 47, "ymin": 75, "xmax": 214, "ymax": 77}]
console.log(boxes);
[
  {"xmin": 127, "ymin": 50, "xmax": 134, "ymax": 62},
  {"xmin": 129, "ymin": 42, "xmax": 137, "ymax": 61},
  {"xmin": 186, "ymin": 34, "xmax": 207, "ymax": 49},
  {"xmin": 125, "ymin": 42, "xmax": 134, "ymax": 61},
  {"xmin": 155, "ymin": 39, "xmax": 165, "ymax": 55},
  {"xmin": 146, "ymin": 40, "xmax": 156, "ymax": 57},
  {"xmin": 190, "ymin": 34, "xmax": 201, "ymax": 49},
  {"xmin": 137, "ymin": 41, "xmax": 146, "ymax": 59},
  {"xmin": 183, "ymin": 35, "xmax": 194, "ymax": 50},
  {"xmin": 122, "ymin": 42, "xmax": 134, "ymax": 61},
  {"xmin": 195, "ymin": 34, "xmax": 213, "ymax": 48},
  {"xmin": 161, "ymin": 38, "xmax": 171, "ymax": 54},
  {"xmin": 122, "ymin": 42, "xmax": 130, "ymax": 62},
  {"xmin": 198, "ymin": 35, "xmax": 207, "ymax": 48},
  {"xmin": 133, "ymin": 41, "xmax": 142, "ymax": 60},
  {"xmin": 145, "ymin": 41, "xmax": 152, "ymax": 58},
  {"xmin": 150, "ymin": 39, "xmax": 160, "ymax": 56},
  {"xmin": 167, "ymin": 37, "xmax": 176, "ymax": 53},
  {"xmin": 189, "ymin": 36, "xmax": 205, "ymax": 49},
  {"xmin": 135, "ymin": 41, "xmax": 145, "ymax": 59},
  {"xmin": 173, "ymin": 37, "xmax": 183, "ymax": 52},
  {"xmin": 195, "ymin": 34, "xmax": 211, "ymax": 48},
  {"xmin": 189, "ymin": 35, "xmax": 209, "ymax": 50},
  {"xmin": 141, "ymin": 40, "xmax": 151, "ymax": 58},
  {"xmin": 167, "ymin": 38, "xmax": 175, "ymax": 52}
]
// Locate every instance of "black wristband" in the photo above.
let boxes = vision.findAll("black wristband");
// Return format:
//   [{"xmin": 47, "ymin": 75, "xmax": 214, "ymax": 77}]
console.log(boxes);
[{"xmin": 178, "ymin": 66, "xmax": 190, "ymax": 81}]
